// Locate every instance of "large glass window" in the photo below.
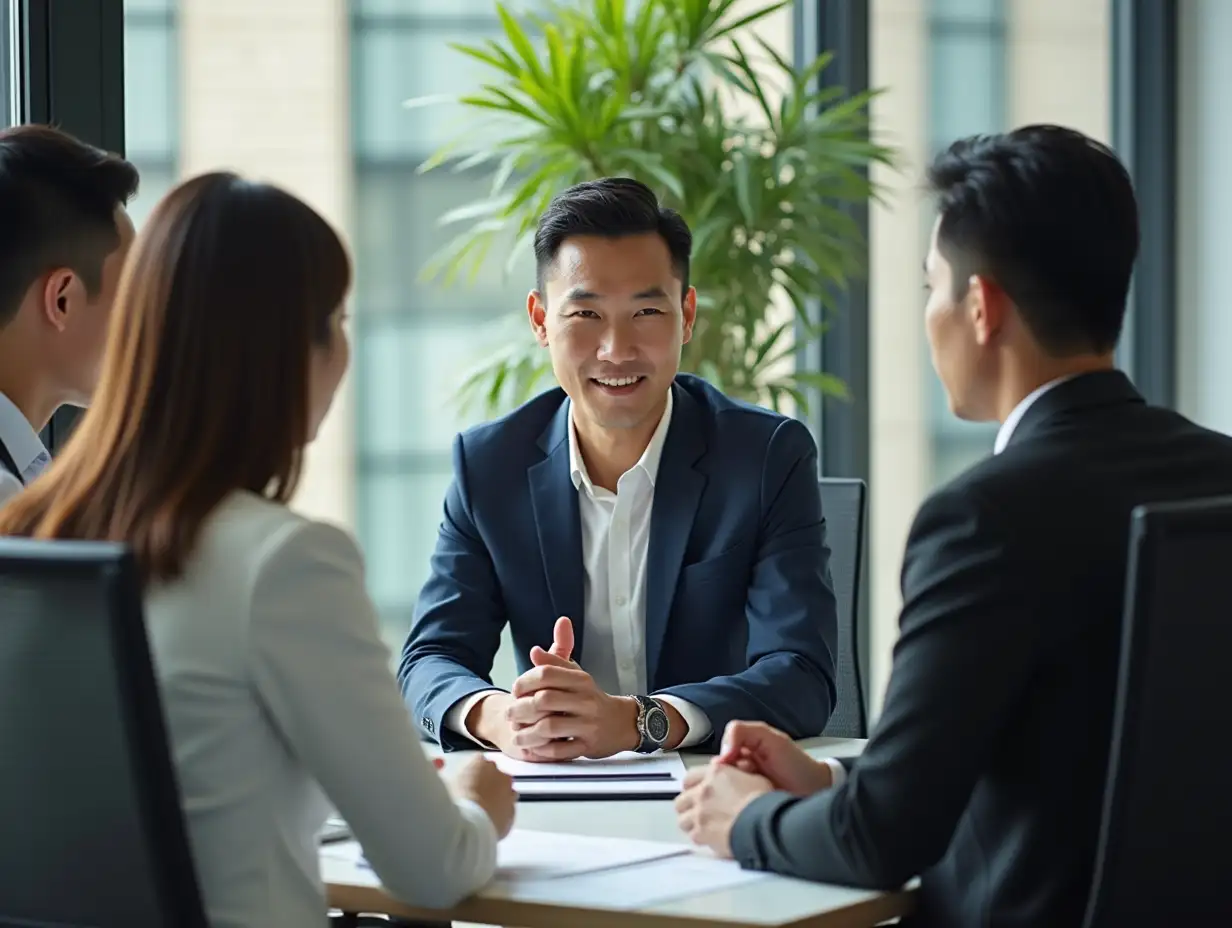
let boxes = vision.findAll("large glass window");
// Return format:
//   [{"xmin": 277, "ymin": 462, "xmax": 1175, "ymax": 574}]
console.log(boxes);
[
  {"xmin": 117, "ymin": 0, "xmax": 791, "ymax": 672},
  {"xmin": 123, "ymin": 0, "xmax": 178, "ymax": 226},
  {"xmin": 350, "ymin": 4, "xmax": 538, "ymax": 645},
  {"xmin": 867, "ymin": 0, "xmax": 1111, "ymax": 710},
  {"xmin": 351, "ymin": 2, "xmax": 796, "ymax": 655}
]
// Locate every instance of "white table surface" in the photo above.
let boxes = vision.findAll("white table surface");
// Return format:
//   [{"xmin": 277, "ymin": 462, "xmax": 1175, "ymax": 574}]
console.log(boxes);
[{"xmin": 325, "ymin": 736, "xmax": 916, "ymax": 928}]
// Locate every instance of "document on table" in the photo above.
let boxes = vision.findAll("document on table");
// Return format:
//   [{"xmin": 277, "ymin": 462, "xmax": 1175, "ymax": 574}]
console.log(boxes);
[
  {"xmin": 320, "ymin": 829, "xmax": 689, "ymax": 881},
  {"xmin": 489, "ymin": 750, "xmax": 687, "ymax": 800},
  {"xmin": 490, "ymin": 850, "xmax": 770, "ymax": 909},
  {"xmin": 493, "ymin": 829, "xmax": 687, "ymax": 880}
]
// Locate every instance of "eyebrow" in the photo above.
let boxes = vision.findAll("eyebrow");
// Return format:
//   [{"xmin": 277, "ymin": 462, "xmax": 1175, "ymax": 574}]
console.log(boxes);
[{"xmin": 561, "ymin": 286, "xmax": 671, "ymax": 302}]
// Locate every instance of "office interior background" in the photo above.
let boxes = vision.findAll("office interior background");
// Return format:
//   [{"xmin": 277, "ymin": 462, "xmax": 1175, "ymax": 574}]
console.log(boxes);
[{"xmin": 3, "ymin": 0, "xmax": 1224, "ymax": 716}]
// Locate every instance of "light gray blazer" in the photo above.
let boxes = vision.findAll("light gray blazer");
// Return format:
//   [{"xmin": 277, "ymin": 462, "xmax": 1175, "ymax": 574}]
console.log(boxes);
[{"xmin": 144, "ymin": 491, "xmax": 496, "ymax": 928}]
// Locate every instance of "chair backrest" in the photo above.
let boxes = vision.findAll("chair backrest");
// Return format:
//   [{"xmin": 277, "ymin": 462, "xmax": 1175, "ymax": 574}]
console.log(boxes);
[
  {"xmin": 817, "ymin": 478, "xmax": 868, "ymax": 739},
  {"xmin": 0, "ymin": 539, "xmax": 206, "ymax": 928},
  {"xmin": 1083, "ymin": 495, "xmax": 1232, "ymax": 927}
]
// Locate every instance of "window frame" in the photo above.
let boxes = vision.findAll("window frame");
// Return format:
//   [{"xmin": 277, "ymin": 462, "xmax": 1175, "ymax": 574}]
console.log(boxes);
[
  {"xmin": 1113, "ymin": 0, "xmax": 1178, "ymax": 408},
  {"xmin": 17, "ymin": 0, "xmax": 126, "ymax": 453},
  {"xmin": 794, "ymin": 0, "xmax": 873, "ymax": 707}
]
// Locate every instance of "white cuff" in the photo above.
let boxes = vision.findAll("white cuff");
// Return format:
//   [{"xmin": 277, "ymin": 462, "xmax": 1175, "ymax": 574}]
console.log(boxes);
[
  {"xmin": 653, "ymin": 695, "xmax": 712, "ymax": 749},
  {"xmin": 822, "ymin": 757, "xmax": 847, "ymax": 789},
  {"xmin": 453, "ymin": 796, "xmax": 500, "ymax": 847},
  {"xmin": 444, "ymin": 689, "xmax": 504, "ymax": 747}
]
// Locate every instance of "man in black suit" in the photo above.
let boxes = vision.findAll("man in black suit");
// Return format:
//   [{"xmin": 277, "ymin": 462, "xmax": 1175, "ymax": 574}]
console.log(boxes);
[
  {"xmin": 0, "ymin": 125, "xmax": 138, "ymax": 501},
  {"xmin": 673, "ymin": 124, "xmax": 1232, "ymax": 927}
]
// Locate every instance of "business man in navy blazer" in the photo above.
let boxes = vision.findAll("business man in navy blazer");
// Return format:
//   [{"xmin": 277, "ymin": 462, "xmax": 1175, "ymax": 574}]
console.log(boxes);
[{"xmin": 399, "ymin": 178, "xmax": 838, "ymax": 759}]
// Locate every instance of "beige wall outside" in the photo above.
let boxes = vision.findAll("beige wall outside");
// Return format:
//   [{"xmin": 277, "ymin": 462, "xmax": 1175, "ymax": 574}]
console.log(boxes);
[
  {"xmin": 867, "ymin": 0, "xmax": 931, "ymax": 715},
  {"xmin": 179, "ymin": 0, "xmax": 356, "ymax": 530}
]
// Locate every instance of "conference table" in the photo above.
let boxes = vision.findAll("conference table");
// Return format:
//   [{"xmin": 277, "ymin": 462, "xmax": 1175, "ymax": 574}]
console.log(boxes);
[{"xmin": 322, "ymin": 737, "xmax": 917, "ymax": 928}]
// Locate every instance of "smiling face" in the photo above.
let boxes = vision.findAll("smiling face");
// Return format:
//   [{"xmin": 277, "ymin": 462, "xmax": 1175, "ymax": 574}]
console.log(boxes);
[{"xmin": 529, "ymin": 232, "xmax": 696, "ymax": 434}]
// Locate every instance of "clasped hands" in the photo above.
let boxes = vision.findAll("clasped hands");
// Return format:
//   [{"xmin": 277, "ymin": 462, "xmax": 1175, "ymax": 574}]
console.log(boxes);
[
  {"xmin": 468, "ymin": 617, "xmax": 641, "ymax": 761},
  {"xmin": 673, "ymin": 720, "xmax": 835, "ymax": 859}
]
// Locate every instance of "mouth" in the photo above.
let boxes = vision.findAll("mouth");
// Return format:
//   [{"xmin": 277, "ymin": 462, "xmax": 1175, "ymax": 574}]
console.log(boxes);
[{"xmin": 589, "ymin": 375, "xmax": 647, "ymax": 397}]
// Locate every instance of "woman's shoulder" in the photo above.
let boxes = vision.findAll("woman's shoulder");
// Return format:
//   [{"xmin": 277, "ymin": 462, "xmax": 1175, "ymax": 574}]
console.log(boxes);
[{"xmin": 204, "ymin": 491, "xmax": 362, "ymax": 575}]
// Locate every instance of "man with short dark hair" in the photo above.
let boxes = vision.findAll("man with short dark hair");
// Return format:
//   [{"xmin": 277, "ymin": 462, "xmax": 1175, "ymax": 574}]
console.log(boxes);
[
  {"xmin": 400, "ymin": 177, "xmax": 839, "ymax": 760},
  {"xmin": 0, "ymin": 124, "xmax": 139, "ymax": 502},
  {"xmin": 674, "ymin": 125, "xmax": 1232, "ymax": 927}
]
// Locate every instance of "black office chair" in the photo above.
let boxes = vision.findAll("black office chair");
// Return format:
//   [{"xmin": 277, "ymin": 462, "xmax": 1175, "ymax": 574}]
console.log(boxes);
[
  {"xmin": 0, "ymin": 539, "xmax": 207, "ymax": 928},
  {"xmin": 1083, "ymin": 496, "xmax": 1232, "ymax": 927},
  {"xmin": 817, "ymin": 478, "xmax": 868, "ymax": 739}
]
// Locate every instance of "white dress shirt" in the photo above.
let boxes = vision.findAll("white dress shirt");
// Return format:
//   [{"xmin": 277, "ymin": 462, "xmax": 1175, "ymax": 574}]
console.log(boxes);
[
  {"xmin": 820, "ymin": 375, "xmax": 1075, "ymax": 789},
  {"xmin": 0, "ymin": 391, "xmax": 50, "ymax": 505},
  {"xmin": 447, "ymin": 389, "xmax": 712, "ymax": 749},
  {"xmin": 145, "ymin": 491, "xmax": 497, "ymax": 928}
]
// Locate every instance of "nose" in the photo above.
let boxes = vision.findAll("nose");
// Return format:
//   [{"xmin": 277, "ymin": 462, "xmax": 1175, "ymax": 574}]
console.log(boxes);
[{"xmin": 597, "ymin": 320, "xmax": 638, "ymax": 364}]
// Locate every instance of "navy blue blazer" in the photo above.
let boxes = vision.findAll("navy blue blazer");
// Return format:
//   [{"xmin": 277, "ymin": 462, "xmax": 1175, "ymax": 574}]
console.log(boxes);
[{"xmin": 398, "ymin": 374, "xmax": 839, "ymax": 752}]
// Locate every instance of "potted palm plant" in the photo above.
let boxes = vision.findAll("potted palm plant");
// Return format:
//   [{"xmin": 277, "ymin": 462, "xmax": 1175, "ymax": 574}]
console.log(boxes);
[{"xmin": 413, "ymin": 0, "xmax": 894, "ymax": 416}]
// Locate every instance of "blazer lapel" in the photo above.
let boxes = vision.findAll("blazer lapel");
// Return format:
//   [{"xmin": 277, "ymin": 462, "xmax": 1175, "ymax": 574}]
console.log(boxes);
[
  {"xmin": 645, "ymin": 385, "xmax": 707, "ymax": 685},
  {"xmin": 528, "ymin": 400, "xmax": 586, "ymax": 657}
]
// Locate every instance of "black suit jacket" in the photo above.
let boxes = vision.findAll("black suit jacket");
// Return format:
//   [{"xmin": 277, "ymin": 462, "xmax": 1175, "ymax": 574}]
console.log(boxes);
[{"xmin": 731, "ymin": 371, "xmax": 1232, "ymax": 928}]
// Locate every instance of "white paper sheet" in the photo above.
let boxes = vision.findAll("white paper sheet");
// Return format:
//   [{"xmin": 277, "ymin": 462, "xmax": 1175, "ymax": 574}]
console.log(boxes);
[
  {"xmin": 489, "ymin": 750, "xmax": 686, "ymax": 780},
  {"xmin": 320, "ymin": 829, "xmax": 689, "ymax": 882},
  {"xmin": 491, "ymin": 851, "xmax": 770, "ymax": 908},
  {"xmin": 493, "ymin": 829, "xmax": 688, "ymax": 880}
]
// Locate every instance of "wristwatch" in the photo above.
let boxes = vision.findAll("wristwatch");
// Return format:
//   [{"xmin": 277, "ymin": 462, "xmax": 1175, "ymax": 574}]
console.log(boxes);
[{"xmin": 632, "ymin": 695, "xmax": 670, "ymax": 754}]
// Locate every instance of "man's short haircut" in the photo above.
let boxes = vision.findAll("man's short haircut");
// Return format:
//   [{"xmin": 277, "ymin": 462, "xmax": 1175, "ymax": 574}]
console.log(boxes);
[
  {"xmin": 927, "ymin": 124, "xmax": 1139, "ymax": 356},
  {"xmin": 0, "ymin": 124, "xmax": 140, "ymax": 328},
  {"xmin": 532, "ymin": 177, "xmax": 693, "ymax": 295}
]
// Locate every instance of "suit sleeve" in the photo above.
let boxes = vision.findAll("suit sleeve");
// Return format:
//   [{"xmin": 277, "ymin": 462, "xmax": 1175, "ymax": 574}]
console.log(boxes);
[
  {"xmin": 729, "ymin": 485, "xmax": 1043, "ymax": 888},
  {"xmin": 397, "ymin": 434, "xmax": 510, "ymax": 750},
  {"xmin": 248, "ymin": 520, "xmax": 497, "ymax": 909},
  {"xmin": 656, "ymin": 418, "xmax": 838, "ymax": 748}
]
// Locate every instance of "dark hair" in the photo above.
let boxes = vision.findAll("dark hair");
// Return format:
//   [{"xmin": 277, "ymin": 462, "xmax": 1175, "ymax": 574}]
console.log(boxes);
[
  {"xmin": 0, "ymin": 124, "xmax": 140, "ymax": 327},
  {"xmin": 927, "ymin": 124, "xmax": 1139, "ymax": 356},
  {"xmin": 0, "ymin": 172, "xmax": 351, "ymax": 583},
  {"xmin": 533, "ymin": 177, "xmax": 693, "ymax": 294}
]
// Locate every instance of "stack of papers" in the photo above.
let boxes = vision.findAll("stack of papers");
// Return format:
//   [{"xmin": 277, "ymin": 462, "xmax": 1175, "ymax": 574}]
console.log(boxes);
[{"xmin": 489, "ymin": 751, "xmax": 688, "ymax": 800}]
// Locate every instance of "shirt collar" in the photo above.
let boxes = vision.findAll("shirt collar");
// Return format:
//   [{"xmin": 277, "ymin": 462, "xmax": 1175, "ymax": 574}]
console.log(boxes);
[
  {"xmin": 568, "ymin": 387, "xmax": 674, "ymax": 493},
  {"xmin": 993, "ymin": 375, "xmax": 1076, "ymax": 454},
  {"xmin": 0, "ymin": 391, "xmax": 47, "ymax": 475}
]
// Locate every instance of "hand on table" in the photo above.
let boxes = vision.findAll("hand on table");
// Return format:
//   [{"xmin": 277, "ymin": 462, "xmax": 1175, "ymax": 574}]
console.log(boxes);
[
  {"xmin": 674, "ymin": 762, "xmax": 773, "ymax": 859},
  {"xmin": 469, "ymin": 617, "xmax": 639, "ymax": 761},
  {"xmin": 715, "ymin": 721, "xmax": 833, "ymax": 796}
]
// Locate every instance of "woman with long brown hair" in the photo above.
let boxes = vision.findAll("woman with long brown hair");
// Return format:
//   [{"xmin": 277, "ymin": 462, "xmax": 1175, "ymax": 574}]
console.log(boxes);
[{"xmin": 0, "ymin": 172, "xmax": 515, "ymax": 927}]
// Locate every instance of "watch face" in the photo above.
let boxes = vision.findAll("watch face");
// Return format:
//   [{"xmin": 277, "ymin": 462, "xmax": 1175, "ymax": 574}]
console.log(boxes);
[{"xmin": 646, "ymin": 707, "xmax": 670, "ymax": 743}]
